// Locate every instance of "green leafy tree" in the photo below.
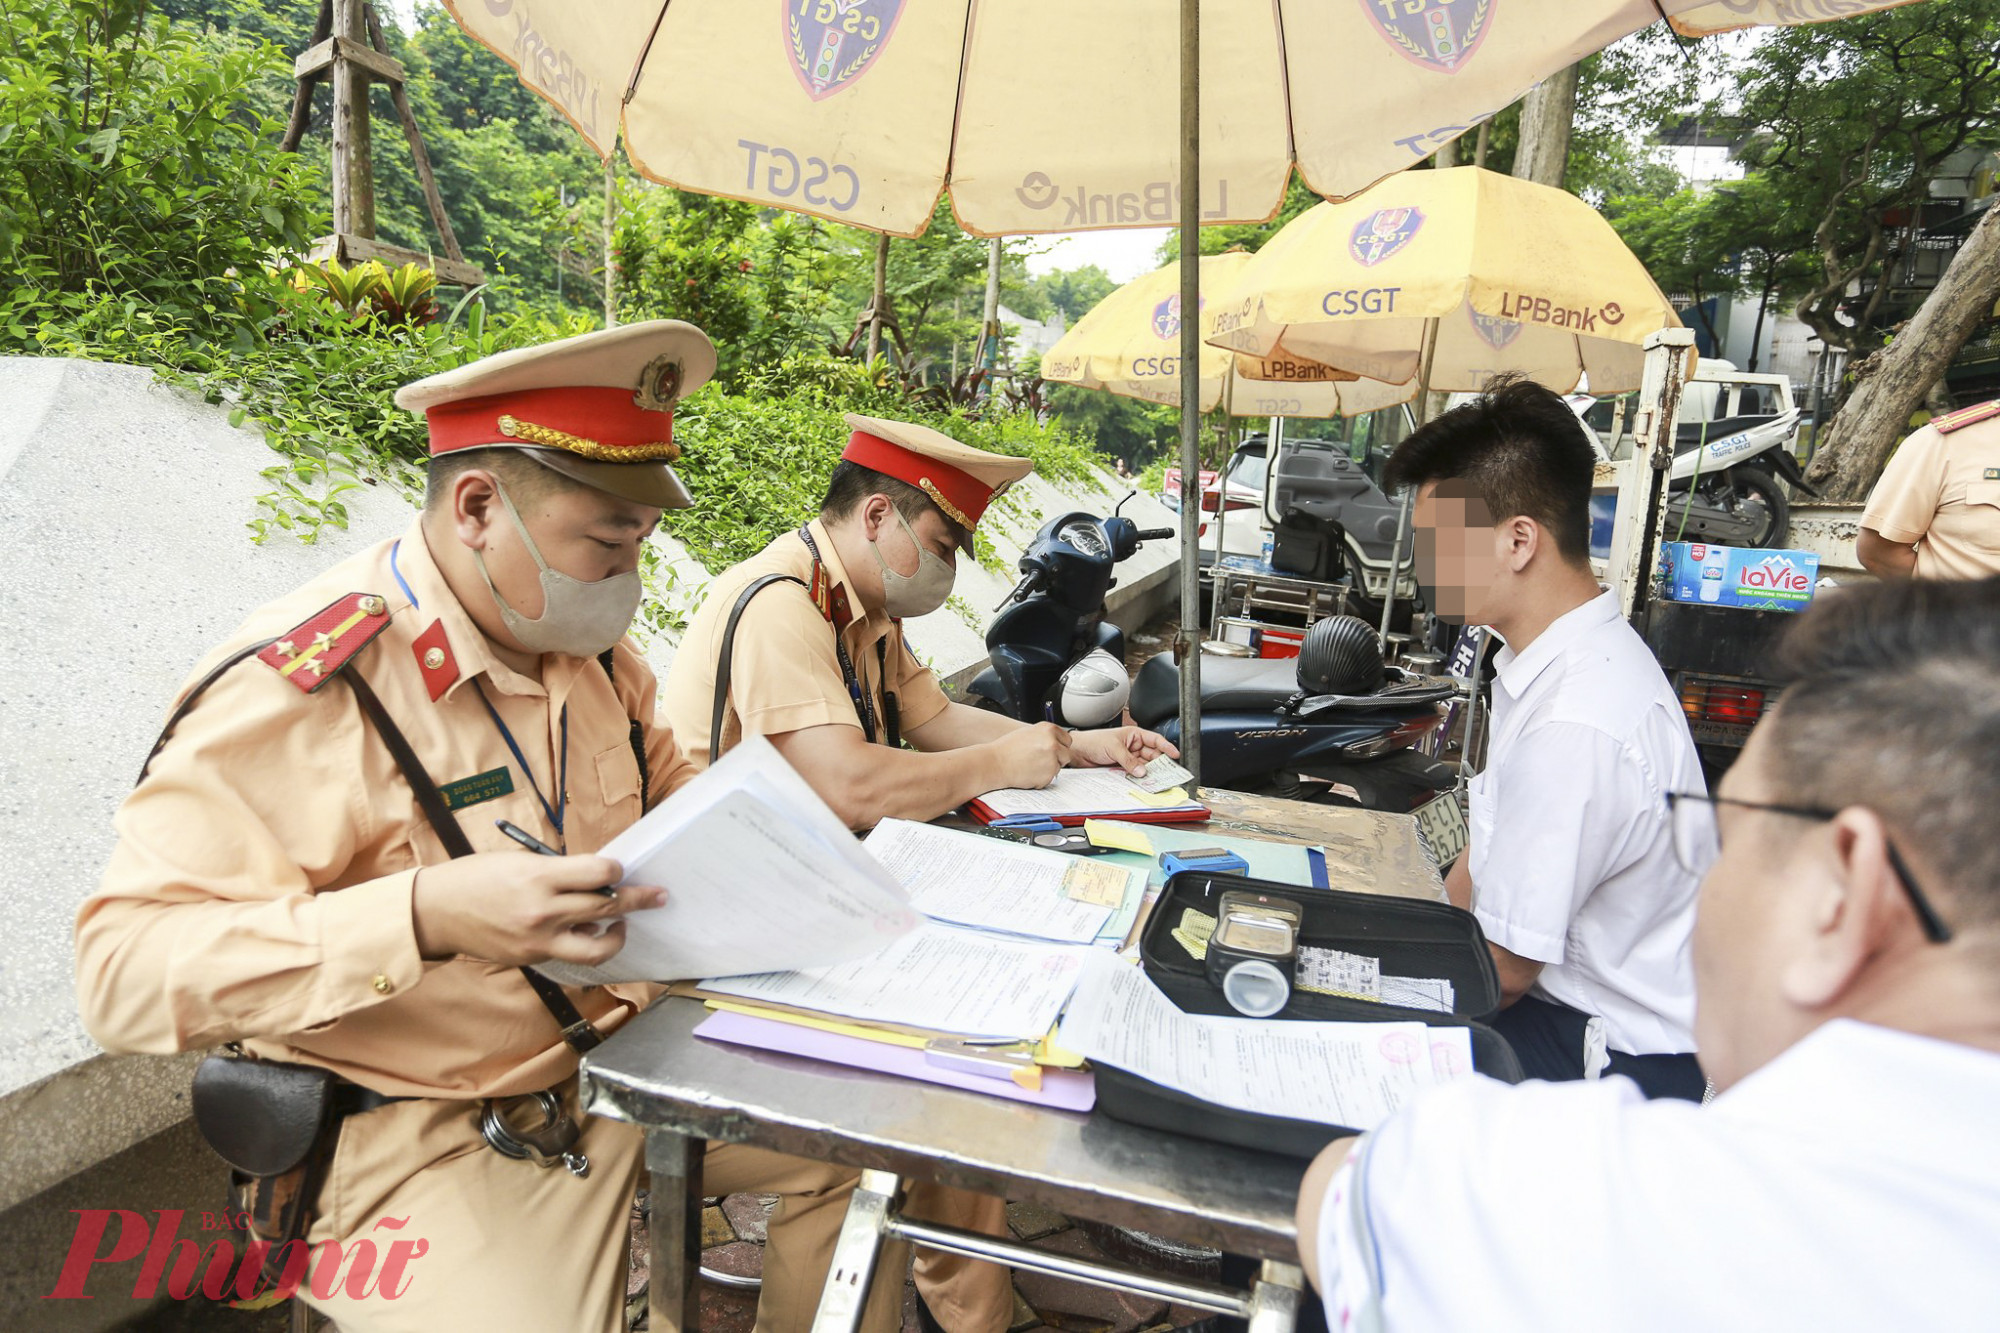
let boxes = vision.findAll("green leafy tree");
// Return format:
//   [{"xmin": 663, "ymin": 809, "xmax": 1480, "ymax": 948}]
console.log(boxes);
[
  {"xmin": 0, "ymin": 0, "xmax": 318, "ymax": 339},
  {"xmin": 1032, "ymin": 264, "xmax": 1117, "ymax": 323}
]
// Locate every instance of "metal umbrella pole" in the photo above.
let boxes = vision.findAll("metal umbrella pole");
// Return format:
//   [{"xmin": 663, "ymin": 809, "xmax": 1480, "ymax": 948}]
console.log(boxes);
[
  {"xmin": 1175, "ymin": 0, "xmax": 1203, "ymax": 784},
  {"xmin": 1376, "ymin": 317, "xmax": 1440, "ymax": 644}
]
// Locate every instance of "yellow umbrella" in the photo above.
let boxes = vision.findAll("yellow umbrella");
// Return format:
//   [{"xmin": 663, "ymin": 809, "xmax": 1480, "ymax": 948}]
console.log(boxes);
[
  {"xmin": 1042, "ymin": 253, "xmax": 1415, "ymax": 417},
  {"xmin": 1203, "ymin": 167, "xmax": 1682, "ymax": 396},
  {"xmin": 439, "ymin": 0, "xmax": 1933, "ymax": 238}
]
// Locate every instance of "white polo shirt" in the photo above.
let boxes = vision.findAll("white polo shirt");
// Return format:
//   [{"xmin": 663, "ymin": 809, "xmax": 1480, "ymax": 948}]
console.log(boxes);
[
  {"xmin": 1311, "ymin": 1021, "xmax": 2000, "ymax": 1333},
  {"xmin": 1469, "ymin": 591, "xmax": 1703, "ymax": 1055}
]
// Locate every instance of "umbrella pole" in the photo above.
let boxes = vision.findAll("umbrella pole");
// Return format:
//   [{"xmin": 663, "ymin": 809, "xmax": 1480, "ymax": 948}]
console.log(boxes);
[
  {"xmin": 1377, "ymin": 316, "xmax": 1440, "ymax": 645},
  {"xmin": 1175, "ymin": 0, "xmax": 1203, "ymax": 783}
]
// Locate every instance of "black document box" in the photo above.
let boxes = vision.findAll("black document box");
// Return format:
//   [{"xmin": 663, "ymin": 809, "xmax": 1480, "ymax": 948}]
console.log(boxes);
[{"xmin": 1093, "ymin": 871, "xmax": 1524, "ymax": 1158}]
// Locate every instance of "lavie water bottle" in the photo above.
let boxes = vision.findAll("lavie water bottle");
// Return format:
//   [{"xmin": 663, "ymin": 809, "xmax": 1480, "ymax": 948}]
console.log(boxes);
[{"xmin": 1700, "ymin": 544, "xmax": 1728, "ymax": 603}]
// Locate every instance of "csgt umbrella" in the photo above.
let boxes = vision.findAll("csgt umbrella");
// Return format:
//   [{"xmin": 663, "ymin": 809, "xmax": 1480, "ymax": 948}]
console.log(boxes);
[
  {"xmin": 1202, "ymin": 167, "xmax": 1683, "ymax": 396},
  {"xmin": 1042, "ymin": 253, "xmax": 1414, "ymax": 417},
  {"xmin": 441, "ymin": 0, "xmax": 1933, "ymax": 238}
]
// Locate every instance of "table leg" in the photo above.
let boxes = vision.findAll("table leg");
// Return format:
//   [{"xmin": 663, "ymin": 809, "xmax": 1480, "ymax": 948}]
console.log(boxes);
[
  {"xmin": 646, "ymin": 1129, "xmax": 706, "ymax": 1333},
  {"xmin": 810, "ymin": 1169, "xmax": 902, "ymax": 1333},
  {"xmin": 1245, "ymin": 1260, "xmax": 1305, "ymax": 1333}
]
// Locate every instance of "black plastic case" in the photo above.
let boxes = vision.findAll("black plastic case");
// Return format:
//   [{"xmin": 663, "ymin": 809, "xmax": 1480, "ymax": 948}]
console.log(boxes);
[{"xmin": 1094, "ymin": 871, "xmax": 1525, "ymax": 1158}]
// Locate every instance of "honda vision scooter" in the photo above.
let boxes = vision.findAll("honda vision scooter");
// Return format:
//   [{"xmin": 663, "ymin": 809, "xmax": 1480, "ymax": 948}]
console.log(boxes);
[{"xmin": 969, "ymin": 501, "xmax": 1458, "ymax": 813}]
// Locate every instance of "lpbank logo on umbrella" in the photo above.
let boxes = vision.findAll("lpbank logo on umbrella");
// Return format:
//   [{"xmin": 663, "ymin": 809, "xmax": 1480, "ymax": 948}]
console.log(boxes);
[
  {"xmin": 785, "ymin": 0, "xmax": 904, "ymax": 101},
  {"xmin": 1364, "ymin": 0, "xmax": 1496, "ymax": 73}
]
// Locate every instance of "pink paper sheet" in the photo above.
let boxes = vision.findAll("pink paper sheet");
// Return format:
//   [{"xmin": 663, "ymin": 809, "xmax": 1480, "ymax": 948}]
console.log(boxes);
[{"xmin": 694, "ymin": 1010, "xmax": 1096, "ymax": 1112}]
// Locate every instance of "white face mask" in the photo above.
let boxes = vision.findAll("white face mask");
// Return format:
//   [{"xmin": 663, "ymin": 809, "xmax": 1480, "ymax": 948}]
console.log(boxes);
[
  {"xmin": 473, "ymin": 482, "xmax": 643, "ymax": 658},
  {"xmin": 870, "ymin": 506, "xmax": 956, "ymax": 619}
]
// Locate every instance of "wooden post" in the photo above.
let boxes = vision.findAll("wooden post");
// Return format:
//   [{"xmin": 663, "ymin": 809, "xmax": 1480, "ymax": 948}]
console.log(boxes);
[
  {"xmin": 330, "ymin": 0, "xmax": 375, "ymax": 239},
  {"xmin": 980, "ymin": 236, "xmax": 1002, "ymax": 370},
  {"xmin": 1473, "ymin": 119, "xmax": 1491, "ymax": 169}
]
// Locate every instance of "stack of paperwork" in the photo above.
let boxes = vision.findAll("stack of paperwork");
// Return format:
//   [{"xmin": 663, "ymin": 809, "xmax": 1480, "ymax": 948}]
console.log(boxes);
[
  {"xmin": 1059, "ymin": 952, "xmax": 1475, "ymax": 1132},
  {"xmin": 532, "ymin": 735, "xmax": 918, "ymax": 987},
  {"xmin": 969, "ymin": 767, "xmax": 1209, "ymax": 826}
]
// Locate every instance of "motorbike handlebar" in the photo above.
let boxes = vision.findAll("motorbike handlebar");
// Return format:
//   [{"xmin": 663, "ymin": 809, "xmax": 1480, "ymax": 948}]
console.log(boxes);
[
  {"xmin": 1134, "ymin": 527, "xmax": 1176, "ymax": 542},
  {"xmin": 995, "ymin": 568, "xmax": 1040, "ymax": 611}
]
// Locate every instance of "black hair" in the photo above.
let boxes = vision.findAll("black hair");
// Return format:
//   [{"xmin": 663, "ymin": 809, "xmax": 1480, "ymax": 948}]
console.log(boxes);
[
  {"xmin": 423, "ymin": 448, "xmax": 590, "ymax": 513},
  {"xmin": 1764, "ymin": 575, "xmax": 2000, "ymax": 931},
  {"xmin": 1382, "ymin": 373, "xmax": 1595, "ymax": 565},
  {"xmin": 819, "ymin": 461, "xmax": 971, "ymax": 549}
]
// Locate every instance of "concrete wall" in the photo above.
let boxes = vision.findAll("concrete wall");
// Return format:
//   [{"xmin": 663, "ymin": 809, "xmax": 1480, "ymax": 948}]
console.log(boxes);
[{"xmin": 0, "ymin": 356, "xmax": 1180, "ymax": 1324}]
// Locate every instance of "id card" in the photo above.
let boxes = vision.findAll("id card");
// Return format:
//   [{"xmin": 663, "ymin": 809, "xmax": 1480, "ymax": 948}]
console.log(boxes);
[{"xmin": 1131, "ymin": 754, "xmax": 1196, "ymax": 793}]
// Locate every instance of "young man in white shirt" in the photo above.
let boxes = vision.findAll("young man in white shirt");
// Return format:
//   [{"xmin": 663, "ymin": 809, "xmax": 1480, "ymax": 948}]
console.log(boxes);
[
  {"xmin": 1384, "ymin": 376, "xmax": 1705, "ymax": 1099},
  {"xmin": 1294, "ymin": 575, "xmax": 2000, "ymax": 1332}
]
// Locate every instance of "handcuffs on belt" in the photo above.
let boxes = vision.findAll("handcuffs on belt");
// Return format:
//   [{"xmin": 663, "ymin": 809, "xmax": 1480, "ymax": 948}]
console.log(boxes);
[{"xmin": 479, "ymin": 1091, "xmax": 590, "ymax": 1178}]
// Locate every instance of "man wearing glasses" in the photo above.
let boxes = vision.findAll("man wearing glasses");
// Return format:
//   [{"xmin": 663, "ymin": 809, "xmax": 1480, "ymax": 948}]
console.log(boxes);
[
  {"xmin": 1385, "ymin": 376, "xmax": 1706, "ymax": 1100},
  {"xmin": 1292, "ymin": 576, "xmax": 2000, "ymax": 1330}
]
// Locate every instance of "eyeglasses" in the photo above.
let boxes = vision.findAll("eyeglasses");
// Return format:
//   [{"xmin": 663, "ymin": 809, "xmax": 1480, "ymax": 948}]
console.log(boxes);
[{"xmin": 1664, "ymin": 792, "xmax": 1953, "ymax": 945}]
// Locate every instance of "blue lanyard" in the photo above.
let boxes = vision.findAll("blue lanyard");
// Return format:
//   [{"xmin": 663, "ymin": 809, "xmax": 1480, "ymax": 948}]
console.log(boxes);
[
  {"xmin": 472, "ymin": 679, "xmax": 568, "ymax": 843},
  {"xmin": 397, "ymin": 539, "xmax": 568, "ymax": 839}
]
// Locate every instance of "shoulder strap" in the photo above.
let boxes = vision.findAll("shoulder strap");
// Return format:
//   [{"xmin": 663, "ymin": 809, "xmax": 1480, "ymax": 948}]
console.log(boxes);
[
  {"xmin": 711, "ymin": 574, "xmax": 809, "ymax": 765},
  {"xmin": 346, "ymin": 667, "xmax": 604, "ymax": 1056},
  {"xmin": 137, "ymin": 639, "xmax": 278, "ymax": 785},
  {"xmin": 597, "ymin": 647, "xmax": 650, "ymax": 811}
]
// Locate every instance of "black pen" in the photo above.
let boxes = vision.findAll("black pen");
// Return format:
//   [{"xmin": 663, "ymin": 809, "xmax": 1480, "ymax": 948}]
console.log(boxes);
[{"xmin": 496, "ymin": 819, "xmax": 617, "ymax": 896}]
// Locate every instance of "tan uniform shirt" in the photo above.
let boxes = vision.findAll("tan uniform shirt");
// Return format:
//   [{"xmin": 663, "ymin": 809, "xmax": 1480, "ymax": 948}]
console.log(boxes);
[
  {"xmin": 1860, "ymin": 410, "xmax": 2000, "ymax": 580},
  {"xmin": 662, "ymin": 518, "xmax": 952, "ymax": 768},
  {"xmin": 75, "ymin": 519, "xmax": 699, "ymax": 1099}
]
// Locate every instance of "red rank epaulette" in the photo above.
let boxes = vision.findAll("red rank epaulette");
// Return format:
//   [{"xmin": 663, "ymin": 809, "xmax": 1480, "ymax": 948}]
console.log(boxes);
[
  {"xmin": 411, "ymin": 619, "xmax": 460, "ymax": 701},
  {"xmin": 256, "ymin": 592, "xmax": 393, "ymax": 693},
  {"xmin": 1933, "ymin": 399, "xmax": 2000, "ymax": 435},
  {"xmin": 808, "ymin": 564, "xmax": 855, "ymax": 632}
]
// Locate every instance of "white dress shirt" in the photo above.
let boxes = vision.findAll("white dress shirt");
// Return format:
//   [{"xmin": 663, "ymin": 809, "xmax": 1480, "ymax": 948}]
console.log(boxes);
[
  {"xmin": 1469, "ymin": 590, "xmax": 1703, "ymax": 1055},
  {"xmin": 1311, "ymin": 1021, "xmax": 2000, "ymax": 1333}
]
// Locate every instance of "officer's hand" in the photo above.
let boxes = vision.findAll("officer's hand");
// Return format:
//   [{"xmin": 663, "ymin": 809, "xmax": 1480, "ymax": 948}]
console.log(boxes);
[
  {"xmin": 991, "ymin": 722, "xmax": 1072, "ymax": 790},
  {"xmin": 411, "ymin": 852, "xmax": 666, "ymax": 967},
  {"xmin": 1067, "ymin": 725, "xmax": 1181, "ymax": 776}
]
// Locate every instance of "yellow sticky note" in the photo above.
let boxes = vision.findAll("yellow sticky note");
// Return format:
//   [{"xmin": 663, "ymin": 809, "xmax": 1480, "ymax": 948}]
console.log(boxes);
[
  {"xmin": 1084, "ymin": 819, "xmax": 1155, "ymax": 854},
  {"xmin": 1125, "ymin": 785, "xmax": 1190, "ymax": 808},
  {"xmin": 1063, "ymin": 859, "xmax": 1130, "ymax": 907}
]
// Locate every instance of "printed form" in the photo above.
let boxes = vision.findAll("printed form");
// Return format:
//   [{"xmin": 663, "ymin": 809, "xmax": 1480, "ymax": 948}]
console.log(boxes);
[
  {"xmin": 704, "ymin": 923, "xmax": 1090, "ymax": 1041},
  {"xmin": 865, "ymin": 819, "xmax": 1127, "ymax": 944},
  {"xmin": 1059, "ymin": 953, "xmax": 1475, "ymax": 1131}
]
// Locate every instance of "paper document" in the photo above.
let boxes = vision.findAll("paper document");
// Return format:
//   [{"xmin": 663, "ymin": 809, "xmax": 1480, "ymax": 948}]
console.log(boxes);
[
  {"xmin": 532, "ymin": 736, "xmax": 917, "ymax": 986},
  {"xmin": 704, "ymin": 922, "xmax": 1090, "ymax": 1040},
  {"xmin": 1131, "ymin": 755, "xmax": 1196, "ymax": 793},
  {"xmin": 1059, "ymin": 954, "xmax": 1473, "ymax": 1132},
  {"xmin": 976, "ymin": 767, "xmax": 1203, "ymax": 819},
  {"xmin": 864, "ymin": 820, "xmax": 1124, "ymax": 944}
]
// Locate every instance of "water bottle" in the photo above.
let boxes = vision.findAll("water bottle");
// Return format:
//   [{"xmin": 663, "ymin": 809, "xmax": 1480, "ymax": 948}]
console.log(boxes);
[
  {"xmin": 1699, "ymin": 544, "xmax": 1727, "ymax": 603},
  {"xmin": 1260, "ymin": 529, "xmax": 1275, "ymax": 570}
]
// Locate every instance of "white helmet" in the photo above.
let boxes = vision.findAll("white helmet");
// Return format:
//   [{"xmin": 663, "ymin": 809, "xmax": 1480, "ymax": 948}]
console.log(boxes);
[{"xmin": 1055, "ymin": 649, "xmax": 1130, "ymax": 728}]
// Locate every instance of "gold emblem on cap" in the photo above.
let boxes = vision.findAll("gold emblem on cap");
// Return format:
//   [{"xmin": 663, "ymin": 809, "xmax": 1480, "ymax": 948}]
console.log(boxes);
[
  {"xmin": 632, "ymin": 355, "xmax": 683, "ymax": 412},
  {"xmin": 423, "ymin": 647, "xmax": 446, "ymax": 670},
  {"xmin": 917, "ymin": 477, "xmax": 974, "ymax": 530},
  {"xmin": 496, "ymin": 413, "xmax": 680, "ymax": 463}
]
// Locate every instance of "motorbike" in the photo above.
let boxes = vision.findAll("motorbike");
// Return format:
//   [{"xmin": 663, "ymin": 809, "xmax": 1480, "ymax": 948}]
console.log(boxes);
[
  {"xmin": 964, "ymin": 498, "xmax": 1174, "ymax": 726},
  {"xmin": 967, "ymin": 501, "xmax": 1459, "ymax": 813},
  {"xmin": 1662, "ymin": 407, "xmax": 1814, "ymax": 548}
]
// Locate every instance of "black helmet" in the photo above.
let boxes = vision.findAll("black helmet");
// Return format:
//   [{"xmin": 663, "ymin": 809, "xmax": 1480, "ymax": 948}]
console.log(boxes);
[{"xmin": 1297, "ymin": 615, "xmax": 1385, "ymax": 696}]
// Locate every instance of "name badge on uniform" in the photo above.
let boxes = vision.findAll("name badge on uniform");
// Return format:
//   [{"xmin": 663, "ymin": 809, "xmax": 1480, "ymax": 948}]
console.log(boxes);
[{"xmin": 441, "ymin": 766, "xmax": 515, "ymax": 810}]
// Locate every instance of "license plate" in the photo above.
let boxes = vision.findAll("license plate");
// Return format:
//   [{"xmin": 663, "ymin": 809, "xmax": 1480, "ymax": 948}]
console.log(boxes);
[{"xmin": 1411, "ymin": 791, "xmax": 1469, "ymax": 870}]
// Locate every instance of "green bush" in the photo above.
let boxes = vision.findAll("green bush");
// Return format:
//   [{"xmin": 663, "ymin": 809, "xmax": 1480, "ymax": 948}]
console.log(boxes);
[{"xmin": 0, "ymin": 0, "xmax": 316, "ymax": 340}]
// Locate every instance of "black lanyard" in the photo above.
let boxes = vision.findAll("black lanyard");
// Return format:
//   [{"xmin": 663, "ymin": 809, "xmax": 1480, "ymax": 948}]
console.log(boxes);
[
  {"xmin": 798, "ymin": 526, "xmax": 900, "ymax": 749},
  {"xmin": 472, "ymin": 679, "xmax": 569, "ymax": 845}
]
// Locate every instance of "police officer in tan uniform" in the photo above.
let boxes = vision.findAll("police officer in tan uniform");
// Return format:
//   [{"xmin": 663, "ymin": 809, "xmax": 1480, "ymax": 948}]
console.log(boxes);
[
  {"xmin": 662, "ymin": 414, "xmax": 1178, "ymax": 826},
  {"xmin": 1858, "ymin": 399, "xmax": 2000, "ymax": 580},
  {"xmin": 74, "ymin": 324, "xmax": 931, "ymax": 1333}
]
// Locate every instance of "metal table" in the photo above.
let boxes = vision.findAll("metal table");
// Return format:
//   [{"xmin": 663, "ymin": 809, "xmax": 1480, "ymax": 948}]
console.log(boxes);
[{"xmin": 582, "ymin": 791, "xmax": 1441, "ymax": 1331}]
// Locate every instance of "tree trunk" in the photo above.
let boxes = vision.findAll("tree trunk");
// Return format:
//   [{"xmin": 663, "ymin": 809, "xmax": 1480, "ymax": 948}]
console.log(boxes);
[
  {"xmin": 1803, "ymin": 200, "xmax": 2000, "ymax": 502},
  {"xmin": 1513, "ymin": 63, "xmax": 1579, "ymax": 189},
  {"xmin": 1473, "ymin": 119, "xmax": 1491, "ymax": 169},
  {"xmin": 1746, "ymin": 264, "xmax": 1775, "ymax": 373},
  {"xmin": 1434, "ymin": 135, "xmax": 1460, "ymax": 169},
  {"xmin": 867, "ymin": 232, "xmax": 889, "ymax": 363}
]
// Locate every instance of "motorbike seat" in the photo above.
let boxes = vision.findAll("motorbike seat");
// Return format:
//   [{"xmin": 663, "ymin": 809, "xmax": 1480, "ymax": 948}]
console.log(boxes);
[{"xmin": 1129, "ymin": 652, "xmax": 1304, "ymax": 728}]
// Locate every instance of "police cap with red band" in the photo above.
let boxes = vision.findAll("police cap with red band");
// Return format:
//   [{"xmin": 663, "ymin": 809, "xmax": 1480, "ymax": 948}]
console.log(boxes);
[
  {"xmin": 394, "ymin": 320, "xmax": 716, "ymax": 509},
  {"xmin": 839, "ymin": 413, "xmax": 1033, "ymax": 531}
]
